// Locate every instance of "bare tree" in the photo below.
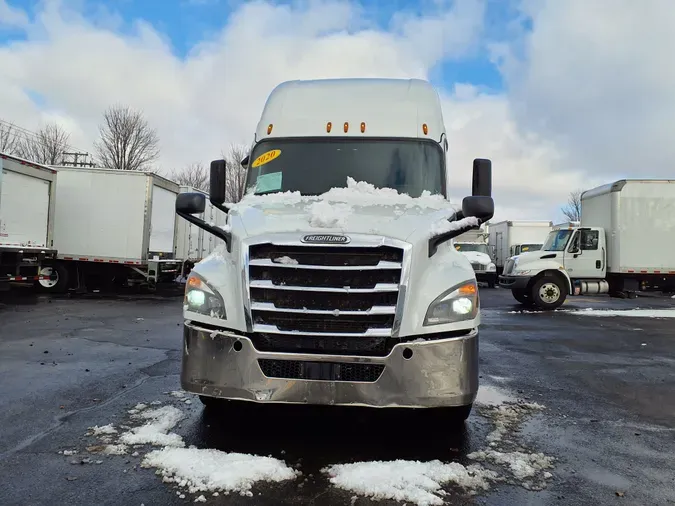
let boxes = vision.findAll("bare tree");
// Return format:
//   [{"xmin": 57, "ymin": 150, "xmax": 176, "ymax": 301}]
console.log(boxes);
[
  {"xmin": 561, "ymin": 189, "xmax": 582, "ymax": 222},
  {"xmin": 223, "ymin": 144, "xmax": 249, "ymax": 203},
  {"xmin": 17, "ymin": 123, "xmax": 71, "ymax": 164},
  {"xmin": 95, "ymin": 105, "xmax": 160, "ymax": 171},
  {"xmin": 169, "ymin": 162, "xmax": 209, "ymax": 191},
  {"xmin": 0, "ymin": 121, "xmax": 22, "ymax": 155}
]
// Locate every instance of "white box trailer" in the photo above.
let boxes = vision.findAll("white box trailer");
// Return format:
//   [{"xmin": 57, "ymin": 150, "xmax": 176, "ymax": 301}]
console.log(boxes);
[
  {"xmin": 175, "ymin": 185, "xmax": 225, "ymax": 275},
  {"xmin": 40, "ymin": 166, "xmax": 183, "ymax": 292},
  {"xmin": 0, "ymin": 152, "xmax": 58, "ymax": 288},
  {"xmin": 499, "ymin": 180, "xmax": 675, "ymax": 309},
  {"xmin": 489, "ymin": 220, "xmax": 553, "ymax": 273}
]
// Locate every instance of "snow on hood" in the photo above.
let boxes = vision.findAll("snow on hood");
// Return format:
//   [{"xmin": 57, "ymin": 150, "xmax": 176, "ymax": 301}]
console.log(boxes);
[
  {"xmin": 228, "ymin": 178, "xmax": 458, "ymax": 241},
  {"xmin": 458, "ymin": 250, "xmax": 492, "ymax": 265}
]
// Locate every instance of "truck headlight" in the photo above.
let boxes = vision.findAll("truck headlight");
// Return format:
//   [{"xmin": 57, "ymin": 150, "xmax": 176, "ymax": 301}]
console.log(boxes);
[
  {"xmin": 184, "ymin": 272, "xmax": 226, "ymax": 319},
  {"xmin": 513, "ymin": 268, "xmax": 531, "ymax": 276},
  {"xmin": 487, "ymin": 263, "xmax": 496, "ymax": 272},
  {"xmin": 424, "ymin": 280, "xmax": 479, "ymax": 326}
]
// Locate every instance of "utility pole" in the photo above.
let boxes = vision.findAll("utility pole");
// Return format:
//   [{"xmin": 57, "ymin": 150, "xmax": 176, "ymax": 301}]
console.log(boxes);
[{"xmin": 61, "ymin": 151, "xmax": 96, "ymax": 167}]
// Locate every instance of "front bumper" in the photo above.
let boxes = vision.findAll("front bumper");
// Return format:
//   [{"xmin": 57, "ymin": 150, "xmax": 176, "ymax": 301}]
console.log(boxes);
[
  {"xmin": 476, "ymin": 272, "xmax": 496, "ymax": 282},
  {"xmin": 181, "ymin": 322, "xmax": 478, "ymax": 408},
  {"xmin": 498, "ymin": 275, "xmax": 531, "ymax": 290}
]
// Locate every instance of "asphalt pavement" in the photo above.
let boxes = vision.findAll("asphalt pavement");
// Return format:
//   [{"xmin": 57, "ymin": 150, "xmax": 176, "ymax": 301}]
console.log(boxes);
[{"xmin": 0, "ymin": 287, "xmax": 673, "ymax": 506}]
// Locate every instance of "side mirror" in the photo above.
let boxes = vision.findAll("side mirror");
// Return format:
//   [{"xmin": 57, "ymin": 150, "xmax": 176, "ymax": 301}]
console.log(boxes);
[
  {"xmin": 210, "ymin": 159, "xmax": 227, "ymax": 205},
  {"xmin": 176, "ymin": 192, "xmax": 206, "ymax": 215},
  {"xmin": 462, "ymin": 195, "xmax": 494, "ymax": 222},
  {"xmin": 472, "ymin": 158, "xmax": 492, "ymax": 197},
  {"xmin": 175, "ymin": 191, "xmax": 232, "ymax": 252},
  {"xmin": 241, "ymin": 155, "xmax": 249, "ymax": 167}
]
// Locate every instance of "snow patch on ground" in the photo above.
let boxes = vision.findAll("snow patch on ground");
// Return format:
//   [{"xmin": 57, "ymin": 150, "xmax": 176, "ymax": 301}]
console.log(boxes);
[
  {"xmin": 142, "ymin": 448, "xmax": 299, "ymax": 496},
  {"xmin": 307, "ymin": 200, "xmax": 352, "ymax": 228},
  {"xmin": 120, "ymin": 406, "xmax": 185, "ymax": 447},
  {"xmin": 324, "ymin": 460, "xmax": 498, "ymax": 506},
  {"xmin": 468, "ymin": 450, "xmax": 554, "ymax": 483},
  {"xmin": 87, "ymin": 424, "xmax": 118, "ymax": 436},
  {"xmin": 430, "ymin": 216, "xmax": 480, "ymax": 237},
  {"xmin": 569, "ymin": 308, "xmax": 675, "ymax": 318},
  {"xmin": 103, "ymin": 444, "xmax": 128, "ymax": 455},
  {"xmin": 273, "ymin": 256, "xmax": 299, "ymax": 265}
]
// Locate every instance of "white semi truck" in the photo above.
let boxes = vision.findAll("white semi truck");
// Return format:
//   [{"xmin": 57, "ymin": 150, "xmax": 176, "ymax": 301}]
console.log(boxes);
[
  {"xmin": 38, "ymin": 166, "xmax": 183, "ymax": 293},
  {"xmin": 175, "ymin": 78, "xmax": 494, "ymax": 422},
  {"xmin": 452, "ymin": 225, "xmax": 496, "ymax": 288},
  {"xmin": 499, "ymin": 180, "xmax": 675, "ymax": 309},
  {"xmin": 489, "ymin": 220, "xmax": 553, "ymax": 274},
  {"xmin": 0, "ymin": 152, "xmax": 58, "ymax": 290}
]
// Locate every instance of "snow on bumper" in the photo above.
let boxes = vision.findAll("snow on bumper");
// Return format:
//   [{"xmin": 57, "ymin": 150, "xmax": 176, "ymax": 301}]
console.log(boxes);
[{"xmin": 181, "ymin": 322, "xmax": 478, "ymax": 408}]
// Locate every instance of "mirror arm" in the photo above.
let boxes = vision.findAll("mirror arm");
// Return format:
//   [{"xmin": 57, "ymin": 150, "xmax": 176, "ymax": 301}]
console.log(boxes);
[
  {"xmin": 428, "ymin": 215, "xmax": 481, "ymax": 258},
  {"xmin": 177, "ymin": 210, "xmax": 232, "ymax": 253},
  {"xmin": 213, "ymin": 202, "xmax": 230, "ymax": 214}
]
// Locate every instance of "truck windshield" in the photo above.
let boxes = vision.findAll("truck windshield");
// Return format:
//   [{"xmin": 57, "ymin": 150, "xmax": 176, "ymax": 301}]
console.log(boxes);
[
  {"xmin": 455, "ymin": 243, "xmax": 489, "ymax": 254},
  {"xmin": 244, "ymin": 138, "xmax": 445, "ymax": 198},
  {"xmin": 542, "ymin": 230, "xmax": 572, "ymax": 251}
]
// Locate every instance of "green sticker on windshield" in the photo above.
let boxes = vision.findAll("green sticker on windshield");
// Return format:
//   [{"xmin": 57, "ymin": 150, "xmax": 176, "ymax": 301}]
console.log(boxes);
[{"xmin": 256, "ymin": 172, "xmax": 282, "ymax": 193}]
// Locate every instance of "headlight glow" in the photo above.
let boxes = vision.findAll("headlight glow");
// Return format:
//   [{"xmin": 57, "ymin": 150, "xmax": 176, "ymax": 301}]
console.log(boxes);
[
  {"xmin": 487, "ymin": 263, "xmax": 496, "ymax": 272},
  {"xmin": 424, "ymin": 280, "xmax": 479, "ymax": 326},
  {"xmin": 184, "ymin": 272, "xmax": 226, "ymax": 319}
]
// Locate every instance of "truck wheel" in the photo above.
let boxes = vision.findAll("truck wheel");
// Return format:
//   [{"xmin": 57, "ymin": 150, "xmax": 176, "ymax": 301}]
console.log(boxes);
[
  {"xmin": 512, "ymin": 289, "xmax": 533, "ymax": 305},
  {"xmin": 37, "ymin": 264, "xmax": 69, "ymax": 293},
  {"xmin": 531, "ymin": 277, "xmax": 567, "ymax": 310},
  {"xmin": 438, "ymin": 404, "xmax": 473, "ymax": 427},
  {"xmin": 199, "ymin": 395, "xmax": 225, "ymax": 409},
  {"xmin": 487, "ymin": 277, "xmax": 496, "ymax": 289}
]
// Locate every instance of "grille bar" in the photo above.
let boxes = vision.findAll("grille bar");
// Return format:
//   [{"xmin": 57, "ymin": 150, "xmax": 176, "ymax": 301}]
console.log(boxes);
[
  {"xmin": 250, "ymin": 258, "xmax": 402, "ymax": 270},
  {"xmin": 251, "ymin": 302, "xmax": 396, "ymax": 315},
  {"xmin": 253, "ymin": 324, "xmax": 392, "ymax": 337},
  {"xmin": 250, "ymin": 279, "xmax": 399, "ymax": 293},
  {"xmin": 258, "ymin": 359, "xmax": 385, "ymax": 382}
]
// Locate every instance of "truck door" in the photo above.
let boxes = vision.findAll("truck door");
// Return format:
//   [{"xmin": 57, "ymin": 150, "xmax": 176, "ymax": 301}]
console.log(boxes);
[{"xmin": 563, "ymin": 228, "xmax": 606, "ymax": 279}]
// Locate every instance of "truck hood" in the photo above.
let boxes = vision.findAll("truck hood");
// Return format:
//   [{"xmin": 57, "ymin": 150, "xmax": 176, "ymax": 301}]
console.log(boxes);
[
  {"xmin": 227, "ymin": 189, "xmax": 455, "ymax": 242},
  {"xmin": 459, "ymin": 251, "xmax": 492, "ymax": 265}
]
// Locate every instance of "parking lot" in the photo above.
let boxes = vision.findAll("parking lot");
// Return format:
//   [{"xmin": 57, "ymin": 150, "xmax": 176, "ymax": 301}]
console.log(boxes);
[{"xmin": 1, "ymin": 287, "xmax": 674, "ymax": 506}]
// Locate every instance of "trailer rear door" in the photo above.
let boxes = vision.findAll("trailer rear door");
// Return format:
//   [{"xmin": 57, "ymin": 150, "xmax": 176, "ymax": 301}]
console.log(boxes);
[
  {"xmin": 0, "ymin": 169, "xmax": 51, "ymax": 248},
  {"xmin": 149, "ymin": 185, "xmax": 177, "ymax": 254}
]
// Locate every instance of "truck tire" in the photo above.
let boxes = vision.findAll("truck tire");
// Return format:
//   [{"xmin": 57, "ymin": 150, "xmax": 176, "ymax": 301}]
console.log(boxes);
[
  {"xmin": 531, "ymin": 276, "xmax": 567, "ymax": 310},
  {"xmin": 487, "ymin": 276, "xmax": 496, "ymax": 289},
  {"xmin": 436, "ymin": 404, "xmax": 473, "ymax": 427},
  {"xmin": 512, "ymin": 289, "xmax": 533, "ymax": 305},
  {"xmin": 37, "ymin": 263, "xmax": 69, "ymax": 293},
  {"xmin": 199, "ymin": 395, "xmax": 225, "ymax": 409}
]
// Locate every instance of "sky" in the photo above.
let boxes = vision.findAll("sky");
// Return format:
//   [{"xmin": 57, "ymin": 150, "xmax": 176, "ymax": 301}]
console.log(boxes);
[{"xmin": 1, "ymin": 0, "xmax": 674, "ymax": 222}]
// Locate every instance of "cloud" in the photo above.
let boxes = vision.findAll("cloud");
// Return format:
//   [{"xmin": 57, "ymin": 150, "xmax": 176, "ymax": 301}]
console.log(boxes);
[
  {"xmin": 0, "ymin": 0, "xmax": 28, "ymax": 28},
  {"xmin": 3, "ymin": 0, "xmax": 671, "ymax": 222}
]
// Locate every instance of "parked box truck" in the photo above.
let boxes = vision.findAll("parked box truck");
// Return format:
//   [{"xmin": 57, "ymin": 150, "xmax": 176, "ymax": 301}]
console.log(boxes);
[
  {"xmin": 174, "ymin": 78, "xmax": 495, "ymax": 422},
  {"xmin": 489, "ymin": 220, "xmax": 553, "ymax": 274},
  {"xmin": 499, "ymin": 180, "xmax": 675, "ymax": 309},
  {"xmin": 0, "ymin": 152, "xmax": 57, "ymax": 289},
  {"xmin": 175, "ymin": 185, "xmax": 224, "ymax": 276},
  {"xmin": 39, "ymin": 166, "xmax": 182, "ymax": 292},
  {"xmin": 452, "ymin": 225, "xmax": 496, "ymax": 287}
]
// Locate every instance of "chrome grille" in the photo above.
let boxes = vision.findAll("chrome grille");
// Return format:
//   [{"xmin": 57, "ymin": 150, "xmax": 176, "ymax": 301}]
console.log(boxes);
[
  {"xmin": 503, "ymin": 258, "xmax": 515, "ymax": 275},
  {"xmin": 470, "ymin": 262, "xmax": 482, "ymax": 271},
  {"xmin": 247, "ymin": 243, "xmax": 404, "ymax": 354}
]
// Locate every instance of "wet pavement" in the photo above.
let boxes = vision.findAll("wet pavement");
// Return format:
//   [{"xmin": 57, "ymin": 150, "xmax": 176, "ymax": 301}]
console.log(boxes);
[{"xmin": 0, "ymin": 287, "xmax": 674, "ymax": 505}]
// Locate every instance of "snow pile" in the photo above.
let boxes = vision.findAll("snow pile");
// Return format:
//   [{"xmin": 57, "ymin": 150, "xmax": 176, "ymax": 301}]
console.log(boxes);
[
  {"xmin": 103, "ymin": 444, "xmax": 129, "ymax": 455},
  {"xmin": 142, "ymin": 448, "xmax": 299, "ymax": 496},
  {"xmin": 87, "ymin": 424, "xmax": 118, "ymax": 436},
  {"xmin": 430, "ymin": 216, "xmax": 480, "ymax": 238},
  {"xmin": 235, "ymin": 190, "xmax": 304, "ymax": 209},
  {"xmin": 273, "ymin": 256, "xmax": 299, "ymax": 265},
  {"xmin": 319, "ymin": 177, "xmax": 449, "ymax": 209},
  {"xmin": 569, "ymin": 308, "xmax": 675, "ymax": 318},
  {"xmin": 119, "ymin": 405, "xmax": 185, "ymax": 447},
  {"xmin": 307, "ymin": 200, "xmax": 352, "ymax": 228},
  {"xmin": 481, "ymin": 401, "xmax": 545, "ymax": 445},
  {"xmin": 468, "ymin": 450, "xmax": 554, "ymax": 483},
  {"xmin": 323, "ymin": 460, "xmax": 498, "ymax": 506}
]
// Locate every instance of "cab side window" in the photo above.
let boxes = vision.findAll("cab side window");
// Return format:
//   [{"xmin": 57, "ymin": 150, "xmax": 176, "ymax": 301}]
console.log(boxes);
[{"xmin": 580, "ymin": 230, "xmax": 599, "ymax": 250}]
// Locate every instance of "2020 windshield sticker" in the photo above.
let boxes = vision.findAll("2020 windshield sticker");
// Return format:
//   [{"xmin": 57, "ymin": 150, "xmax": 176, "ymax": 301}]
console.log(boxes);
[
  {"xmin": 255, "ymin": 172, "xmax": 282, "ymax": 193},
  {"xmin": 251, "ymin": 149, "xmax": 281, "ymax": 168}
]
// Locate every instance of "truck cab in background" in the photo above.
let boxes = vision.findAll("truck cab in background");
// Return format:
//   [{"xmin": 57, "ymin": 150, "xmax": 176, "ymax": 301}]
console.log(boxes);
[
  {"xmin": 500, "ymin": 180, "xmax": 675, "ymax": 309},
  {"xmin": 453, "ymin": 226, "xmax": 496, "ymax": 288},
  {"xmin": 175, "ymin": 78, "xmax": 494, "ymax": 422}
]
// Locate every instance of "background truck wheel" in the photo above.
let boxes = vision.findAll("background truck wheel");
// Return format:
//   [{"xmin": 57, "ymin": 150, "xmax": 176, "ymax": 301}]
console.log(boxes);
[
  {"xmin": 487, "ymin": 277, "xmax": 496, "ymax": 289},
  {"xmin": 37, "ymin": 264, "xmax": 69, "ymax": 293},
  {"xmin": 512, "ymin": 288, "xmax": 533, "ymax": 305},
  {"xmin": 531, "ymin": 277, "xmax": 567, "ymax": 310}
]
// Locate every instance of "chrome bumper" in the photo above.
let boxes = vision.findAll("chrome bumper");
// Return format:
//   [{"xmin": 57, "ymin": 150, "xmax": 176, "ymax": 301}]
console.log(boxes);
[{"xmin": 181, "ymin": 322, "xmax": 479, "ymax": 408}]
